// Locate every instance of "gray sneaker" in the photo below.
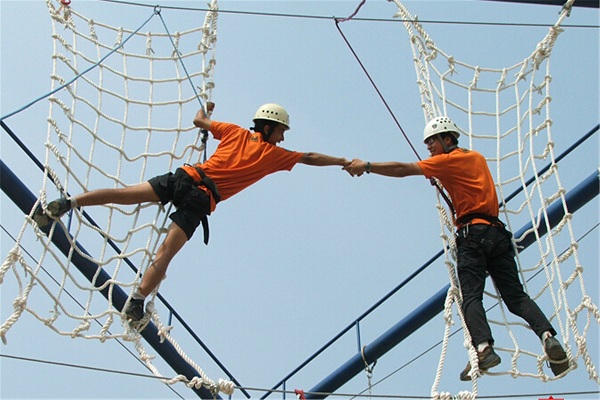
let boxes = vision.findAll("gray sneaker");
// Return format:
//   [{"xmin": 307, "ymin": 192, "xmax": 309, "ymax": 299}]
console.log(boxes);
[
  {"xmin": 32, "ymin": 198, "xmax": 72, "ymax": 228},
  {"xmin": 124, "ymin": 298, "xmax": 145, "ymax": 322},
  {"xmin": 544, "ymin": 336, "xmax": 569, "ymax": 376},
  {"xmin": 460, "ymin": 346, "xmax": 501, "ymax": 381}
]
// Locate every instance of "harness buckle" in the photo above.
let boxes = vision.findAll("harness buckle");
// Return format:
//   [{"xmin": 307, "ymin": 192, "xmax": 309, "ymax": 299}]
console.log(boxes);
[
  {"xmin": 183, "ymin": 163, "xmax": 221, "ymax": 203},
  {"xmin": 457, "ymin": 224, "xmax": 469, "ymax": 239}
]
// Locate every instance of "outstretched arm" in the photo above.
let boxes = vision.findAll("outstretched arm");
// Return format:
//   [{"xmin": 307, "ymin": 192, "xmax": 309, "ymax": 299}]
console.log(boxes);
[
  {"xmin": 298, "ymin": 152, "xmax": 350, "ymax": 167},
  {"xmin": 192, "ymin": 102, "xmax": 215, "ymax": 131},
  {"xmin": 344, "ymin": 158, "xmax": 423, "ymax": 178}
]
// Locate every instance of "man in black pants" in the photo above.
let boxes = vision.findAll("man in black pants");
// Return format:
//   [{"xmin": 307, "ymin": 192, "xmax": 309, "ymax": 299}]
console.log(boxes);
[{"xmin": 344, "ymin": 116, "xmax": 570, "ymax": 380}]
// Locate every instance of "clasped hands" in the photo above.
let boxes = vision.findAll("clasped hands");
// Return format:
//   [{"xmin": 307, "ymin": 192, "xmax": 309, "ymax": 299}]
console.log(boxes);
[{"xmin": 343, "ymin": 159, "xmax": 368, "ymax": 177}]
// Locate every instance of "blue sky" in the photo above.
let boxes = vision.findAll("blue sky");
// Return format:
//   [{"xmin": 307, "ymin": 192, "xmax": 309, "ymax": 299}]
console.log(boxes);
[{"xmin": 1, "ymin": 1, "xmax": 598, "ymax": 399}]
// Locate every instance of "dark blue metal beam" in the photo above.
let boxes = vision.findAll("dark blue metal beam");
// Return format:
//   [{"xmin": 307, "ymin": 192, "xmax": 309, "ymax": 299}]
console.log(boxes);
[
  {"xmin": 307, "ymin": 285, "xmax": 448, "ymax": 399},
  {"xmin": 306, "ymin": 169, "xmax": 599, "ymax": 399},
  {"xmin": 0, "ymin": 159, "xmax": 219, "ymax": 399},
  {"xmin": 1, "ymin": 119, "xmax": 248, "ymax": 398},
  {"xmin": 515, "ymin": 170, "xmax": 600, "ymax": 249},
  {"xmin": 263, "ymin": 125, "xmax": 599, "ymax": 400}
]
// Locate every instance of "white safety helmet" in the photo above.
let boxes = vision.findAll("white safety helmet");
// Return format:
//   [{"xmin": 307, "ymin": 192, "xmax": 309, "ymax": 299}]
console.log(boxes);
[
  {"xmin": 423, "ymin": 116, "xmax": 460, "ymax": 143},
  {"xmin": 253, "ymin": 103, "xmax": 290, "ymax": 130}
]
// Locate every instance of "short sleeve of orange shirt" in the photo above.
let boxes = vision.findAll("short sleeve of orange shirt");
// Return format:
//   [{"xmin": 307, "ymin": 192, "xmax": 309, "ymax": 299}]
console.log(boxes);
[
  {"xmin": 183, "ymin": 121, "xmax": 304, "ymax": 209},
  {"xmin": 416, "ymin": 149, "xmax": 499, "ymax": 223}
]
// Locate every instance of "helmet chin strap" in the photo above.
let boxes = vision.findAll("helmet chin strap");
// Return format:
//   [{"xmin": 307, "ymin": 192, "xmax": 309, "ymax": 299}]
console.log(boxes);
[{"xmin": 437, "ymin": 134, "xmax": 457, "ymax": 153}]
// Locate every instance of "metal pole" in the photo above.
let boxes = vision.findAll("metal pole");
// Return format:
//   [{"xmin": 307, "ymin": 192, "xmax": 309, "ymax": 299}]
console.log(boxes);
[
  {"xmin": 308, "ymin": 286, "xmax": 448, "ymax": 399},
  {"xmin": 514, "ymin": 170, "xmax": 600, "ymax": 249},
  {"xmin": 0, "ymin": 159, "xmax": 219, "ymax": 399},
  {"xmin": 306, "ymin": 169, "xmax": 599, "ymax": 399}
]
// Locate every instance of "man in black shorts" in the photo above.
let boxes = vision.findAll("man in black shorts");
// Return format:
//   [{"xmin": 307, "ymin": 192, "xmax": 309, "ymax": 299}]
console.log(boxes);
[
  {"xmin": 33, "ymin": 102, "xmax": 350, "ymax": 323},
  {"xmin": 148, "ymin": 167, "xmax": 213, "ymax": 241}
]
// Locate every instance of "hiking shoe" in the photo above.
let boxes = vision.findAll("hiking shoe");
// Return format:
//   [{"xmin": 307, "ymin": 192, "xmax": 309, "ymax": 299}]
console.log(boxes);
[
  {"xmin": 544, "ymin": 336, "xmax": 569, "ymax": 376},
  {"xmin": 124, "ymin": 298, "xmax": 145, "ymax": 322},
  {"xmin": 459, "ymin": 346, "xmax": 501, "ymax": 381},
  {"xmin": 32, "ymin": 198, "xmax": 72, "ymax": 228}
]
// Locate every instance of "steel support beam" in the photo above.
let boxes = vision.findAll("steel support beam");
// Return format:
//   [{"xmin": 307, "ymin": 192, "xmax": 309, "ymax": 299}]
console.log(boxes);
[{"xmin": 0, "ymin": 159, "xmax": 219, "ymax": 399}]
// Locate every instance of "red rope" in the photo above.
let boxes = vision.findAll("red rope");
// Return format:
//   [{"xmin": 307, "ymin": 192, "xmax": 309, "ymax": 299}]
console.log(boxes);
[
  {"xmin": 335, "ymin": 0, "xmax": 366, "ymax": 23},
  {"xmin": 334, "ymin": 17, "xmax": 457, "ymax": 217},
  {"xmin": 334, "ymin": 20, "xmax": 422, "ymax": 162}
]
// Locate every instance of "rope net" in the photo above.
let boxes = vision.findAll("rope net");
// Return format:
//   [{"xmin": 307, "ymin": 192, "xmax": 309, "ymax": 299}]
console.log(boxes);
[
  {"xmin": 391, "ymin": 0, "xmax": 598, "ymax": 398},
  {"xmin": 0, "ymin": 0, "xmax": 234, "ymax": 395}
]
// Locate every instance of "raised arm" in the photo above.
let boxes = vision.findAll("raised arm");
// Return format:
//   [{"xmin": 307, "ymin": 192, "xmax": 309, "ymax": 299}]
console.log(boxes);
[
  {"xmin": 192, "ymin": 102, "xmax": 215, "ymax": 131},
  {"xmin": 298, "ymin": 152, "xmax": 350, "ymax": 167},
  {"xmin": 344, "ymin": 158, "xmax": 423, "ymax": 178}
]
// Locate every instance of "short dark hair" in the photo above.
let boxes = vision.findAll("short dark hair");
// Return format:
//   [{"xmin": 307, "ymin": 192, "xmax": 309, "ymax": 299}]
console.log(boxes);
[
  {"xmin": 440, "ymin": 132, "xmax": 459, "ymax": 146},
  {"xmin": 252, "ymin": 119, "xmax": 281, "ymax": 140}
]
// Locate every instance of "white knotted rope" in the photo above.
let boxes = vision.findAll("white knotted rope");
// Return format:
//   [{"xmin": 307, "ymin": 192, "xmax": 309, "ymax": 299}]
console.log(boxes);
[{"xmin": 391, "ymin": 0, "xmax": 598, "ymax": 397}]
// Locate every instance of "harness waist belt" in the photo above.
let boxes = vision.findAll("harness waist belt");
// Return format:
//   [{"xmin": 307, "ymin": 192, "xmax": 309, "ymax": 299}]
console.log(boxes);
[
  {"xmin": 456, "ymin": 213, "xmax": 505, "ymax": 228},
  {"xmin": 181, "ymin": 165, "xmax": 221, "ymax": 245},
  {"xmin": 193, "ymin": 166, "xmax": 221, "ymax": 203},
  {"xmin": 194, "ymin": 166, "xmax": 220, "ymax": 246}
]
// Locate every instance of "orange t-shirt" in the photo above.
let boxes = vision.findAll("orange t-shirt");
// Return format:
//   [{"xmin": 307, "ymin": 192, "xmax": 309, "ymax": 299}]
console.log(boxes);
[
  {"xmin": 416, "ymin": 148, "xmax": 498, "ymax": 226},
  {"xmin": 182, "ymin": 121, "xmax": 304, "ymax": 211}
]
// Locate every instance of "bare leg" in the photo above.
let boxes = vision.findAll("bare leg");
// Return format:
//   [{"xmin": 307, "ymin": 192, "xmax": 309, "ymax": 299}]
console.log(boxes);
[
  {"xmin": 74, "ymin": 182, "xmax": 178, "ymax": 296},
  {"xmin": 137, "ymin": 223, "xmax": 188, "ymax": 296},
  {"xmin": 74, "ymin": 182, "xmax": 160, "ymax": 207},
  {"xmin": 34, "ymin": 182, "xmax": 163, "ymax": 228}
]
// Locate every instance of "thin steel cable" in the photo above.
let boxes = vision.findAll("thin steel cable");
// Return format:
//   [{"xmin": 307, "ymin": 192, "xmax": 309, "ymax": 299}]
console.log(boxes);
[
  {"xmin": 97, "ymin": 0, "xmax": 600, "ymax": 28},
  {"xmin": 0, "ymin": 8, "xmax": 158, "ymax": 122}
]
